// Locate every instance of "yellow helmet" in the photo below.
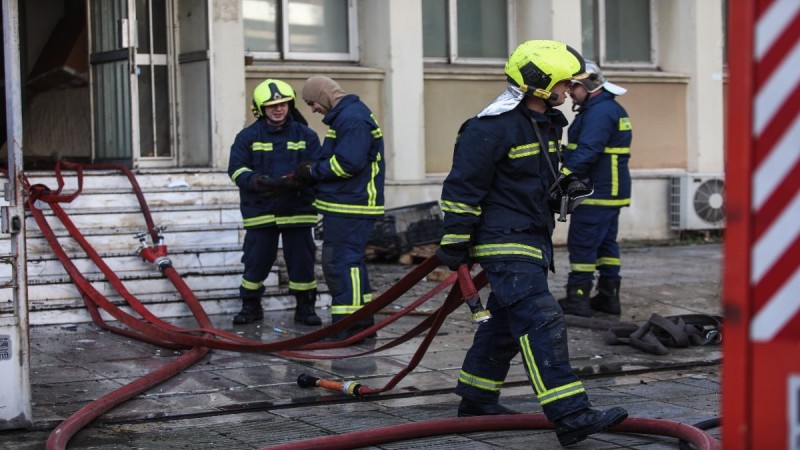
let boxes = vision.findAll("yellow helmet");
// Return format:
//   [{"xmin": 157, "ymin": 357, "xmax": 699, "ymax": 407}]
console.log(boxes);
[
  {"xmin": 505, "ymin": 40, "xmax": 587, "ymax": 101},
  {"xmin": 251, "ymin": 79, "xmax": 296, "ymax": 118}
]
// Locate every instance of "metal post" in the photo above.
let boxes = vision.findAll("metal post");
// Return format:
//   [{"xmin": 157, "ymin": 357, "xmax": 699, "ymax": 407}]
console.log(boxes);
[{"xmin": 0, "ymin": 0, "xmax": 32, "ymax": 430}]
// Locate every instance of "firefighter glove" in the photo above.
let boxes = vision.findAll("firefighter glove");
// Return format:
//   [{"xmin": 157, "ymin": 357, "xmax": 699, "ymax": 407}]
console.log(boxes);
[
  {"xmin": 252, "ymin": 174, "xmax": 274, "ymax": 192},
  {"xmin": 435, "ymin": 244, "xmax": 470, "ymax": 271},
  {"xmin": 253, "ymin": 174, "xmax": 299, "ymax": 198},
  {"xmin": 293, "ymin": 161, "xmax": 315, "ymax": 185}
]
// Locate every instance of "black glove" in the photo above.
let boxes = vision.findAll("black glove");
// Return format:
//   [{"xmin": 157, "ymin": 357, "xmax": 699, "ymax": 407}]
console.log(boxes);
[
  {"xmin": 252, "ymin": 174, "xmax": 274, "ymax": 192},
  {"xmin": 252, "ymin": 174, "xmax": 299, "ymax": 197},
  {"xmin": 435, "ymin": 244, "xmax": 470, "ymax": 271},
  {"xmin": 293, "ymin": 161, "xmax": 315, "ymax": 186}
]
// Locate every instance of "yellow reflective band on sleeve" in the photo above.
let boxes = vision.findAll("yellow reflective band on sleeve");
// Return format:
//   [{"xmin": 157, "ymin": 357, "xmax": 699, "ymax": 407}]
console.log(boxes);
[
  {"xmin": 596, "ymin": 257, "xmax": 621, "ymax": 267},
  {"xmin": 566, "ymin": 143, "xmax": 578, "ymax": 150},
  {"xmin": 581, "ymin": 198, "xmax": 631, "ymax": 206},
  {"xmin": 508, "ymin": 142, "xmax": 541, "ymax": 159},
  {"xmin": 472, "ymin": 243, "xmax": 543, "ymax": 259},
  {"xmin": 241, "ymin": 277, "xmax": 264, "ymax": 290},
  {"xmin": 330, "ymin": 155, "xmax": 352, "ymax": 178},
  {"xmin": 231, "ymin": 167, "xmax": 252, "ymax": 182},
  {"xmin": 603, "ymin": 147, "xmax": 630, "ymax": 154},
  {"xmin": 289, "ymin": 280, "xmax": 317, "ymax": 291},
  {"xmin": 276, "ymin": 215, "xmax": 318, "ymax": 226},
  {"xmin": 611, "ymin": 154, "xmax": 619, "ymax": 196},
  {"xmin": 457, "ymin": 370, "xmax": 504, "ymax": 393},
  {"xmin": 252, "ymin": 142, "xmax": 274, "ymax": 152},
  {"xmin": 548, "ymin": 142, "xmax": 558, "ymax": 153},
  {"xmin": 243, "ymin": 214, "xmax": 277, "ymax": 228},
  {"xmin": 326, "ymin": 129, "xmax": 337, "ymax": 139},
  {"xmin": 570, "ymin": 263, "xmax": 597, "ymax": 273},
  {"xmin": 561, "ymin": 166, "xmax": 573, "ymax": 176},
  {"xmin": 287, "ymin": 141, "xmax": 307, "ymax": 151},
  {"xmin": 441, "ymin": 234, "xmax": 471, "ymax": 245},
  {"xmin": 313, "ymin": 199, "xmax": 385, "ymax": 216},
  {"xmin": 363, "ymin": 292, "xmax": 373, "ymax": 303},
  {"xmin": 371, "ymin": 128, "xmax": 383, "ymax": 139},
  {"xmin": 441, "ymin": 200, "xmax": 482, "ymax": 216},
  {"xmin": 367, "ymin": 156, "xmax": 380, "ymax": 206},
  {"xmin": 619, "ymin": 117, "xmax": 632, "ymax": 131}
]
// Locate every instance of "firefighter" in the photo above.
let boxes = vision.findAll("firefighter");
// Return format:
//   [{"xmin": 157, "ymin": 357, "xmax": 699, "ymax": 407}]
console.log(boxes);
[
  {"xmin": 295, "ymin": 76, "xmax": 385, "ymax": 342},
  {"xmin": 435, "ymin": 40, "xmax": 627, "ymax": 447},
  {"xmin": 559, "ymin": 61, "xmax": 632, "ymax": 317},
  {"xmin": 227, "ymin": 79, "xmax": 322, "ymax": 326}
]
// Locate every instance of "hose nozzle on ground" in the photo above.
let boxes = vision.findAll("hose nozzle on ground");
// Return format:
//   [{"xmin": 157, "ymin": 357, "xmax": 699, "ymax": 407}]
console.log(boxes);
[{"xmin": 297, "ymin": 373, "xmax": 365, "ymax": 396}]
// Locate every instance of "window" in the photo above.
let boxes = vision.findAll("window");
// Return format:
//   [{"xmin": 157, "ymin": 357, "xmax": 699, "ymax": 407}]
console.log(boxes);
[
  {"xmin": 581, "ymin": 0, "xmax": 656, "ymax": 68},
  {"xmin": 243, "ymin": 0, "xmax": 357, "ymax": 61},
  {"xmin": 423, "ymin": 0, "xmax": 514, "ymax": 64}
]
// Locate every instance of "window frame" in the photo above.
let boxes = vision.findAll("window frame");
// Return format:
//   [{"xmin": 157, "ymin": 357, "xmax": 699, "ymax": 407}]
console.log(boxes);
[
  {"xmin": 244, "ymin": 0, "xmax": 359, "ymax": 62},
  {"xmin": 593, "ymin": 0, "xmax": 658, "ymax": 69},
  {"xmin": 423, "ymin": 0, "xmax": 516, "ymax": 65}
]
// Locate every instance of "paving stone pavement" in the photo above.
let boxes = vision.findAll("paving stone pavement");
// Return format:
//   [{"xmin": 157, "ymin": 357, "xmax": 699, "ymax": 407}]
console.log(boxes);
[{"xmin": 0, "ymin": 243, "xmax": 723, "ymax": 449}]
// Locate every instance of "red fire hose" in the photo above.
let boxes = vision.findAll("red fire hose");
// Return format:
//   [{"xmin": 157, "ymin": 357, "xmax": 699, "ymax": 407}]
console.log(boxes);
[
  {"xmin": 260, "ymin": 415, "xmax": 720, "ymax": 450},
  {"xmin": 22, "ymin": 162, "xmax": 720, "ymax": 450}
]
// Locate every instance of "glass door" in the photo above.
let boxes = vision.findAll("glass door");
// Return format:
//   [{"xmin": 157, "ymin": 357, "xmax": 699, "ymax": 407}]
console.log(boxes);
[
  {"xmin": 134, "ymin": 0, "xmax": 176, "ymax": 167},
  {"xmin": 89, "ymin": 0, "xmax": 177, "ymax": 167}
]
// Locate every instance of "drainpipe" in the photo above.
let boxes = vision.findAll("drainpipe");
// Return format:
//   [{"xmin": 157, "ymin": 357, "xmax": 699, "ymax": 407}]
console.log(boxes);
[{"xmin": 0, "ymin": 0, "xmax": 33, "ymax": 430}]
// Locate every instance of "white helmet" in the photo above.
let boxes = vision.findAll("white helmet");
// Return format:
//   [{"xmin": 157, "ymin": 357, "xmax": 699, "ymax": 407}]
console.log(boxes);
[{"xmin": 573, "ymin": 60, "xmax": 627, "ymax": 96}]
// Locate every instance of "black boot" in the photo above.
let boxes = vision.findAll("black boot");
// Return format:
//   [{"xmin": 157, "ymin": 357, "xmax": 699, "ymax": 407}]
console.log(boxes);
[
  {"xmin": 554, "ymin": 407, "xmax": 628, "ymax": 446},
  {"xmin": 353, "ymin": 315, "xmax": 377, "ymax": 339},
  {"xmin": 590, "ymin": 278, "xmax": 621, "ymax": 315},
  {"xmin": 558, "ymin": 282, "xmax": 594, "ymax": 317},
  {"xmin": 293, "ymin": 290, "xmax": 322, "ymax": 326},
  {"xmin": 457, "ymin": 398, "xmax": 520, "ymax": 417},
  {"xmin": 233, "ymin": 299, "xmax": 263, "ymax": 325}
]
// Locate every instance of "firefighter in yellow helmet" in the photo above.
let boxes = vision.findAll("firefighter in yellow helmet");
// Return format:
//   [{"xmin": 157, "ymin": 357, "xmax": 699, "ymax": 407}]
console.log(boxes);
[
  {"xmin": 436, "ymin": 40, "xmax": 628, "ymax": 447},
  {"xmin": 227, "ymin": 79, "xmax": 322, "ymax": 326}
]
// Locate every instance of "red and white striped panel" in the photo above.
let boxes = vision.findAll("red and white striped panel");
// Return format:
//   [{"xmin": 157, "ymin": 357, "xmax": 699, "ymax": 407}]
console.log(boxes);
[{"xmin": 750, "ymin": 0, "xmax": 800, "ymax": 342}]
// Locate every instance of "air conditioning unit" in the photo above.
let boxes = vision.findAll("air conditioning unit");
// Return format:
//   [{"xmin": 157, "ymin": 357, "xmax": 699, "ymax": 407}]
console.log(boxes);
[{"xmin": 669, "ymin": 173, "xmax": 726, "ymax": 230}]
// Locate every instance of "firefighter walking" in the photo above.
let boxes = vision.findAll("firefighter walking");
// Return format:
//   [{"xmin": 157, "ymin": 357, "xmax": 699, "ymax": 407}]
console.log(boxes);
[{"xmin": 435, "ymin": 40, "xmax": 627, "ymax": 447}]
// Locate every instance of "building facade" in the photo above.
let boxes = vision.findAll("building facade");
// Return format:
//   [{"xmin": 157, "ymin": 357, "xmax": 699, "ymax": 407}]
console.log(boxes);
[{"xmin": 11, "ymin": 0, "xmax": 727, "ymax": 243}]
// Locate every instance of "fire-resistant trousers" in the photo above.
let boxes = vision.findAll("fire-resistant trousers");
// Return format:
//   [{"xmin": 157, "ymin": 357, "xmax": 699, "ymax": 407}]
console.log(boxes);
[
  {"xmin": 566, "ymin": 205, "xmax": 622, "ymax": 286},
  {"xmin": 455, "ymin": 261, "xmax": 591, "ymax": 421},
  {"xmin": 240, "ymin": 227, "xmax": 316, "ymax": 300},
  {"xmin": 320, "ymin": 215, "xmax": 375, "ymax": 320}
]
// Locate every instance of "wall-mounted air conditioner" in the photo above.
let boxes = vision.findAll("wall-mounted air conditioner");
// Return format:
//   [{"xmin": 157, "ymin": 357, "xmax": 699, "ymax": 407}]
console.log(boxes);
[{"xmin": 669, "ymin": 173, "xmax": 725, "ymax": 230}]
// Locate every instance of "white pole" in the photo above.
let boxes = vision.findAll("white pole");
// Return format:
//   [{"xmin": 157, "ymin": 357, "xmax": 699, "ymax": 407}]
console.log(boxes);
[{"xmin": 0, "ymin": 0, "xmax": 33, "ymax": 430}]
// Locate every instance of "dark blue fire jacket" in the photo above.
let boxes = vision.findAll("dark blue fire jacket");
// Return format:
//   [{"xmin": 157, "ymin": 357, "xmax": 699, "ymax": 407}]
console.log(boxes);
[
  {"xmin": 228, "ymin": 114, "xmax": 321, "ymax": 229},
  {"xmin": 310, "ymin": 95, "xmax": 385, "ymax": 218},
  {"xmin": 439, "ymin": 104, "xmax": 567, "ymax": 269},
  {"xmin": 562, "ymin": 91, "xmax": 632, "ymax": 207}
]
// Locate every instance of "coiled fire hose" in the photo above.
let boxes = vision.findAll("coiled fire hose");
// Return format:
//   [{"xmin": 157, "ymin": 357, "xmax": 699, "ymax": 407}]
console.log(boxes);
[{"xmin": 16, "ymin": 162, "xmax": 720, "ymax": 450}]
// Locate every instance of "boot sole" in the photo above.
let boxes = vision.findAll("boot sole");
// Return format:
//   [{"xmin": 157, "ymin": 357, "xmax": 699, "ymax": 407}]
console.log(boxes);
[{"xmin": 556, "ymin": 410, "xmax": 628, "ymax": 446}]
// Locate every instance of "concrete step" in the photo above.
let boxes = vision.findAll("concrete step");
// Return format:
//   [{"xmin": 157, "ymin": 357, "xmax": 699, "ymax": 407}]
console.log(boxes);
[{"xmin": 0, "ymin": 169, "xmax": 329, "ymax": 325}]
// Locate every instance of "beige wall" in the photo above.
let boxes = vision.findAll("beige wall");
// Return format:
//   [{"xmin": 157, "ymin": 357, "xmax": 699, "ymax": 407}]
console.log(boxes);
[
  {"xmin": 423, "ymin": 70, "xmax": 692, "ymax": 174},
  {"xmin": 616, "ymin": 80, "xmax": 688, "ymax": 170},
  {"xmin": 423, "ymin": 68, "xmax": 506, "ymax": 174}
]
